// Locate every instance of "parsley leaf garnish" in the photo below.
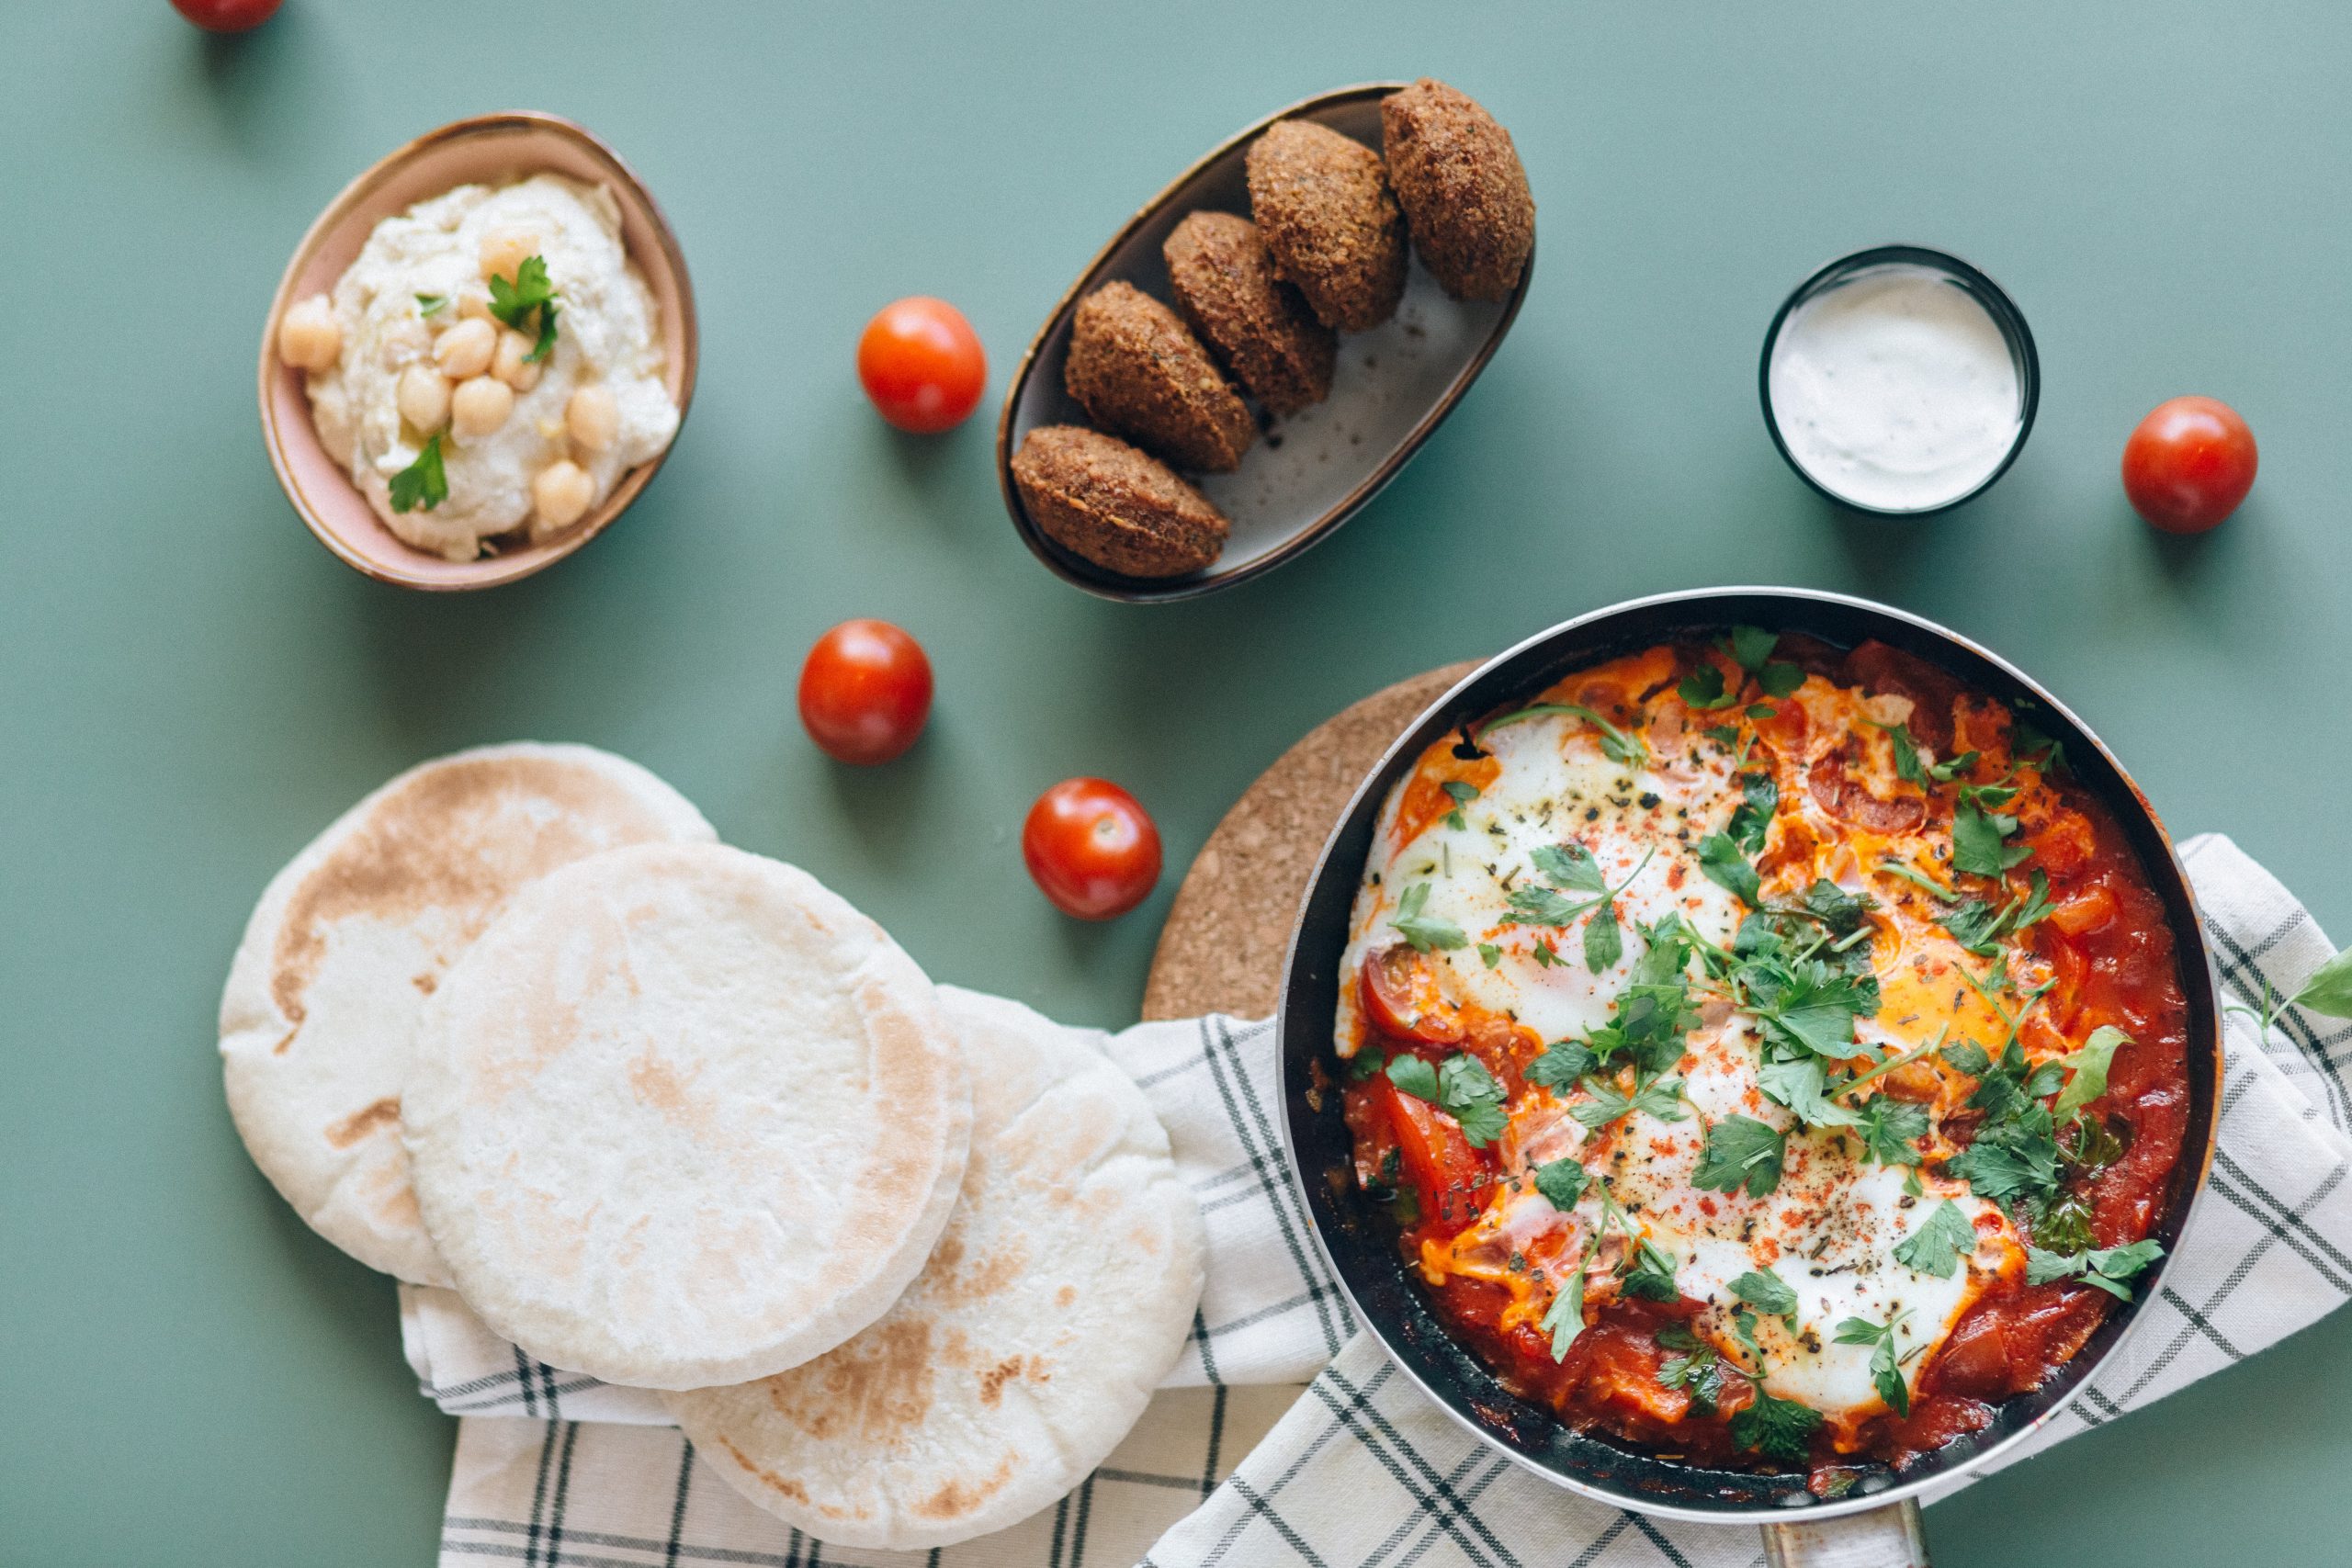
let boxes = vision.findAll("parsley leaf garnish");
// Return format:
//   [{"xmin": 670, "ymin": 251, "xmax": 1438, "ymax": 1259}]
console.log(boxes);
[
  {"xmin": 1696, "ymin": 831, "xmax": 1760, "ymax": 905},
  {"xmin": 1435, "ymin": 1054, "xmax": 1510, "ymax": 1147},
  {"xmin": 1693, "ymin": 1114, "xmax": 1786, "ymax": 1196},
  {"xmin": 1569, "ymin": 1072, "xmax": 1687, "ymax": 1129},
  {"xmin": 1441, "ymin": 779, "xmax": 1478, "ymax": 830},
  {"xmin": 1532, "ymin": 840, "xmax": 1608, "ymax": 892},
  {"xmin": 1724, "ymin": 626, "xmax": 1806, "ymax": 701},
  {"xmin": 1757, "ymin": 1055, "xmax": 1860, "ymax": 1130},
  {"xmin": 1346, "ymin": 1048, "xmax": 1386, "ymax": 1082},
  {"xmin": 1532, "ymin": 1156, "xmax": 1587, "ymax": 1211},
  {"xmin": 1727, "ymin": 773, "xmax": 1777, "ymax": 855},
  {"xmin": 488, "ymin": 254, "xmax": 560, "ymax": 362},
  {"xmin": 1953, "ymin": 782, "xmax": 2033, "ymax": 877},
  {"xmin": 1390, "ymin": 882, "xmax": 1467, "ymax": 953},
  {"xmin": 1855, "ymin": 1094, "xmax": 1930, "ymax": 1165},
  {"xmin": 1526, "ymin": 1039, "xmax": 1595, "ymax": 1091},
  {"xmin": 389, "ymin": 433, "xmax": 447, "ymax": 513},
  {"xmin": 2051, "ymin": 1025, "xmax": 2131, "ymax": 1117},
  {"xmin": 1944, "ymin": 1102, "xmax": 2060, "ymax": 1202},
  {"xmin": 1620, "ymin": 1237, "xmax": 1680, "ymax": 1301},
  {"xmin": 1476, "ymin": 942, "xmax": 1501, "ymax": 969},
  {"xmin": 1893, "ymin": 1200, "xmax": 1977, "ymax": 1278},
  {"xmin": 1656, "ymin": 1327, "xmax": 1725, "ymax": 1415},
  {"xmin": 1384, "ymin": 1053, "xmax": 1439, "ymax": 1102},
  {"xmin": 1731, "ymin": 1385, "xmax": 1823, "ymax": 1462},
  {"xmin": 414, "ymin": 293, "xmax": 447, "ymax": 316},
  {"xmin": 1679, "ymin": 662, "xmax": 1740, "ymax": 710},
  {"xmin": 1732, "ymin": 1268, "xmax": 1800, "ymax": 1321},
  {"xmin": 2025, "ymin": 1237, "xmax": 2165, "ymax": 1300},
  {"xmin": 1832, "ymin": 1312, "xmax": 1915, "ymax": 1416}
]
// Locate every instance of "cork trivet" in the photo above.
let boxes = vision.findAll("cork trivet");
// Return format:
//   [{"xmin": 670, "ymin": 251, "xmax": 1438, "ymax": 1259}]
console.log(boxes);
[{"xmin": 1142, "ymin": 662, "xmax": 1478, "ymax": 1022}]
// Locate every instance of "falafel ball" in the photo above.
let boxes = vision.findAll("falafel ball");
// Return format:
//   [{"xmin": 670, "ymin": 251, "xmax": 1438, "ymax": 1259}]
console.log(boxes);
[
  {"xmin": 1010, "ymin": 424, "xmax": 1231, "ymax": 579},
  {"xmin": 1380, "ymin": 78, "xmax": 1534, "ymax": 301},
  {"xmin": 1063, "ymin": 281, "xmax": 1255, "ymax": 473},
  {"xmin": 1163, "ymin": 211, "xmax": 1336, "ymax": 417},
  {"xmin": 1244, "ymin": 119, "xmax": 1407, "ymax": 332}
]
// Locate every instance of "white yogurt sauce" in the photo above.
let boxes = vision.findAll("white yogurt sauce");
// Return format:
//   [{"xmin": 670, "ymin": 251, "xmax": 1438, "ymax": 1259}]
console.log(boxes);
[{"xmin": 1767, "ymin": 264, "xmax": 2021, "ymax": 513}]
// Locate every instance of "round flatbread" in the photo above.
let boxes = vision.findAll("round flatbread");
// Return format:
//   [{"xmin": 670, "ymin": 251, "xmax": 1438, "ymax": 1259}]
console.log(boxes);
[
  {"xmin": 218, "ymin": 742, "xmax": 717, "ymax": 1284},
  {"xmin": 665, "ymin": 986, "xmax": 1204, "ymax": 1551},
  {"xmin": 403, "ymin": 843, "xmax": 971, "ymax": 1390}
]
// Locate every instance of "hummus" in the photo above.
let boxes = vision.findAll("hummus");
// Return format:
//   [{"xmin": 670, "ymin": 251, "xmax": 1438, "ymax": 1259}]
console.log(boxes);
[{"xmin": 301, "ymin": 175, "xmax": 680, "ymax": 560}]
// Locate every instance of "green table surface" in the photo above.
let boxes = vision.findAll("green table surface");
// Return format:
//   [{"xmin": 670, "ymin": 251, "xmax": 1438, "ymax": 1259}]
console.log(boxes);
[{"xmin": 7, "ymin": 2, "xmax": 2351, "ymax": 1562}]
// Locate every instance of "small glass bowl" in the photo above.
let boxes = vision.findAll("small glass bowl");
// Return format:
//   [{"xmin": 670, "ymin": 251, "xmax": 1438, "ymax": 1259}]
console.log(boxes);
[{"xmin": 1758, "ymin": 243, "xmax": 2040, "ymax": 517}]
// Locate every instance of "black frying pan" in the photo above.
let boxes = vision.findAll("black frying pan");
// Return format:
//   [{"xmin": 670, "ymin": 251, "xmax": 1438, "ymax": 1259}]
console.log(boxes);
[{"xmin": 1275, "ymin": 588, "xmax": 2222, "ymax": 1565}]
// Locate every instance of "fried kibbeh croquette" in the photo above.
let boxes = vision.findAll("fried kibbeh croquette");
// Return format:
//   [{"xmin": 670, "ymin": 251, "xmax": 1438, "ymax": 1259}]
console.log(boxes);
[
  {"xmin": 1244, "ymin": 119, "xmax": 1407, "ymax": 333},
  {"xmin": 1380, "ymin": 79, "xmax": 1534, "ymax": 301},
  {"xmin": 1162, "ymin": 212, "xmax": 1336, "ymax": 417},
  {"xmin": 1011, "ymin": 425, "xmax": 1231, "ymax": 579},
  {"xmin": 1063, "ymin": 282, "xmax": 1255, "ymax": 473}
]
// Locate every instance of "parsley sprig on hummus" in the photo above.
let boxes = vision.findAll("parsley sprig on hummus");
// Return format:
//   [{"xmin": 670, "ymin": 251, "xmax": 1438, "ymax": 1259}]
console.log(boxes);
[{"xmin": 489, "ymin": 254, "xmax": 560, "ymax": 364}]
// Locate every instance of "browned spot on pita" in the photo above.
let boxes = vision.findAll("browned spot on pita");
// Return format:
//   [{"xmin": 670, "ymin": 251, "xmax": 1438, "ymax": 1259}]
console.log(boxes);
[
  {"xmin": 324, "ymin": 1096, "xmax": 401, "ymax": 1148},
  {"xmin": 717, "ymin": 1437, "xmax": 812, "ymax": 1506},
  {"xmin": 271, "ymin": 1026, "xmax": 300, "ymax": 1055},
  {"xmin": 411, "ymin": 972, "xmax": 437, "ymax": 996},
  {"xmin": 914, "ymin": 1455, "xmax": 1016, "ymax": 1522},
  {"xmin": 928, "ymin": 1233, "xmax": 965, "ymax": 1273},
  {"xmin": 267, "ymin": 754, "xmax": 674, "ymax": 1031},
  {"xmin": 626, "ymin": 1047, "xmax": 706, "ymax": 1133},
  {"xmin": 1055, "ymin": 1283, "xmax": 1078, "ymax": 1308},
  {"xmin": 933, "ymin": 1239, "xmax": 1029, "ymax": 1307},
  {"xmin": 979, "ymin": 1354, "xmax": 1053, "ymax": 1407},
  {"xmin": 764, "ymin": 1317, "xmax": 935, "ymax": 1443},
  {"xmin": 379, "ymin": 1184, "xmax": 424, "ymax": 1228}
]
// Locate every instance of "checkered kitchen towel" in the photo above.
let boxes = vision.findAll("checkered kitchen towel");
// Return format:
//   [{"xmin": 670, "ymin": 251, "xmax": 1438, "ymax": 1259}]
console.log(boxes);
[{"xmin": 413, "ymin": 834, "xmax": 2352, "ymax": 1568}]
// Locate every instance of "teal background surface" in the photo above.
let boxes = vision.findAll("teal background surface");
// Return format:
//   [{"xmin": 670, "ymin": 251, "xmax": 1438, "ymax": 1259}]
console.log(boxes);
[{"xmin": 6, "ymin": 3, "xmax": 2349, "ymax": 1562}]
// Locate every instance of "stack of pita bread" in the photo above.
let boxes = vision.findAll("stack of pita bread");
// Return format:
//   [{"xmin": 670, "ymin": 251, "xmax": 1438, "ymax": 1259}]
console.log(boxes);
[{"xmin": 219, "ymin": 743, "xmax": 1205, "ymax": 1550}]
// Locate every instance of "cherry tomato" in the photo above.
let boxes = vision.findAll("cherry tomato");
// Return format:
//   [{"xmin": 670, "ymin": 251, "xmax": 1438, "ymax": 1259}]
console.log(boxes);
[
  {"xmin": 1022, "ymin": 777, "xmax": 1161, "ymax": 919},
  {"xmin": 856, "ymin": 297, "xmax": 986, "ymax": 434},
  {"xmin": 2121, "ymin": 396, "xmax": 2257, "ymax": 534},
  {"xmin": 1360, "ymin": 945, "xmax": 1464, "ymax": 1045},
  {"xmin": 171, "ymin": 0, "xmax": 283, "ymax": 30},
  {"xmin": 1378, "ymin": 1075, "xmax": 1491, "ymax": 1235},
  {"xmin": 797, "ymin": 619, "xmax": 933, "ymax": 765}
]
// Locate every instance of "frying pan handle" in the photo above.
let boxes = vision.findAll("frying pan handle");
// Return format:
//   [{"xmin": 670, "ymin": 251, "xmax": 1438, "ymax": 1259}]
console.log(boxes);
[{"xmin": 1759, "ymin": 1499, "xmax": 1929, "ymax": 1568}]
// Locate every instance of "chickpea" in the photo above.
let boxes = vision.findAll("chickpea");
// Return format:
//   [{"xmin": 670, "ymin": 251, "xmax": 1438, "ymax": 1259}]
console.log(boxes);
[
  {"xmin": 492, "ymin": 328, "xmax": 543, "ymax": 391},
  {"xmin": 532, "ymin": 460, "xmax": 595, "ymax": 534},
  {"xmin": 396, "ymin": 365, "xmax": 452, "ymax": 433},
  {"xmin": 449, "ymin": 375, "xmax": 514, "ymax": 438},
  {"xmin": 479, "ymin": 228, "xmax": 539, "ymax": 283},
  {"xmin": 566, "ymin": 384, "xmax": 621, "ymax": 452},
  {"xmin": 433, "ymin": 317, "xmax": 497, "ymax": 379},
  {"xmin": 457, "ymin": 290, "xmax": 495, "ymax": 323},
  {"xmin": 277, "ymin": 294, "xmax": 341, "ymax": 372}
]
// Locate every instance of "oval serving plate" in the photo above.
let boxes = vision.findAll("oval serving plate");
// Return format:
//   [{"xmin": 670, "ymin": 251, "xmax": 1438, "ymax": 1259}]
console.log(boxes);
[
  {"xmin": 996, "ymin": 83, "xmax": 1534, "ymax": 603},
  {"xmin": 260, "ymin": 111, "xmax": 698, "ymax": 592}
]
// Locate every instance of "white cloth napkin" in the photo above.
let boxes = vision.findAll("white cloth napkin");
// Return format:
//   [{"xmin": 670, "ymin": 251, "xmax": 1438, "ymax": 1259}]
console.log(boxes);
[{"xmin": 414, "ymin": 834, "xmax": 2352, "ymax": 1568}]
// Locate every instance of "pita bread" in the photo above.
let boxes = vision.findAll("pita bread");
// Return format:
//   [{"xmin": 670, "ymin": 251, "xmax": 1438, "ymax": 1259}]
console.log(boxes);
[
  {"xmin": 663, "ymin": 986, "xmax": 1204, "ymax": 1551},
  {"xmin": 218, "ymin": 742, "xmax": 716, "ymax": 1284},
  {"xmin": 403, "ymin": 842, "xmax": 971, "ymax": 1390}
]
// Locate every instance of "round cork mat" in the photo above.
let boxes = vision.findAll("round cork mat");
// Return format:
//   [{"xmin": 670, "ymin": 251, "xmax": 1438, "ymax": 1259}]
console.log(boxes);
[{"xmin": 1142, "ymin": 662, "xmax": 1477, "ymax": 1022}]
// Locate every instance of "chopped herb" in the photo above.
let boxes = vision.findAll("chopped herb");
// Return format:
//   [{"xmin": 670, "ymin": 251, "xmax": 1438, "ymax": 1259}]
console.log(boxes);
[
  {"xmin": 1731, "ymin": 1384, "xmax": 1823, "ymax": 1462},
  {"xmin": 2012, "ymin": 712, "xmax": 2069, "ymax": 776},
  {"xmin": 1384, "ymin": 1053, "xmax": 1439, "ymax": 1102},
  {"xmin": 1620, "ymin": 1237, "xmax": 1680, "ymax": 1301},
  {"xmin": 1758, "ymin": 1055, "xmax": 1860, "ymax": 1130},
  {"xmin": 1441, "ymin": 779, "xmax": 1479, "ymax": 830},
  {"xmin": 1678, "ymin": 662, "xmax": 1741, "ymax": 710},
  {"xmin": 1541, "ymin": 1252, "xmax": 1590, "ymax": 1357},
  {"xmin": 1695, "ymin": 831, "xmax": 1760, "ymax": 905},
  {"xmin": 1477, "ymin": 942, "xmax": 1501, "ymax": 969},
  {"xmin": 1693, "ymin": 1114, "xmax": 1786, "ymax": 1197},
  {"xmin": 488, "ymin": 254, "xmax": 559, "ymax": 354},
  {"xmin": 1705, "ymin": 723, "xmax": 1741, "ymax": 746},
  {"xmin": 1569, "ymin": 1072, "xmax": 1687, "ymax": 1129},
  {"xmin": 1533, "ymin": 1156, "xmax": 1588, "ymax": 1211},
  {"xmin": 388, "ymin": 433, "xmax": 447, "ymax": 513},
  {"xmin": 1656, "ymin": 1327, "xmax": 1725, "ymax": 1416},
  {"xmin": 1727, "ymin": 773, "xmax": 1778, "ymax": 854},
  {"xmin": 414, "ymin": 293, "xmax": 447, "ymax": 315},
  {"xmin": 1732, "ymin": 1268, "xmax": 1800, "ymax": 1321},
  {"xmin": 1390, "ymin": 882, "xmax": 1467, "ymax": 953},
  {"xmin": 1944, "ymin": 1101, "xmax": 2060, "ymax": 1203},
  {"xmin": 1346, "ymin": 1048, "xmax": 1387, "ymax": 1082},
  {"xmin": 1436, "ymin": 1054, "xmax": 1510, "ymax": 1147},
  {"xmin": 1893, "ymin": 1200, "xmax": 1978, "ymax": 1279},
  {"xmin": 1532, "ymin": 840, "xmax": 1608, "ymax": 892},
  {"xmin": 1527, "ymin": 1039, "xmax": 1596, "ymax": 1090},
  {"xmin": 1856, "ymin": 1094, "xmax": 1930, "ymax": 1166},
  {"xmin": 2025, "ymin": 1237, "xmax": 2165, "ymax": 1300},
  {"xmin": 2051, "ymin": 1025, "xmax": 2132, "ymax": 1117},
  {"xmin": 1832, "ymin": 1312, "xmax": 1915, "ymax": 1416},
  {"xmin": 1953, "ymin": 782, "xmax": 2033, "ymax": 877},
  {"xmin": 1880, "ymin": 858, "xmax": 1960, "ymax": 903}
]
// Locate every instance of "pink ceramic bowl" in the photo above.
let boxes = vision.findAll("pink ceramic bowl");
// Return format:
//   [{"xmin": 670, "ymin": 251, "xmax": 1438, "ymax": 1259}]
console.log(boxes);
[{"xmin": 259, "ymin": 111, "xmax": 698, "ymax": 591}]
